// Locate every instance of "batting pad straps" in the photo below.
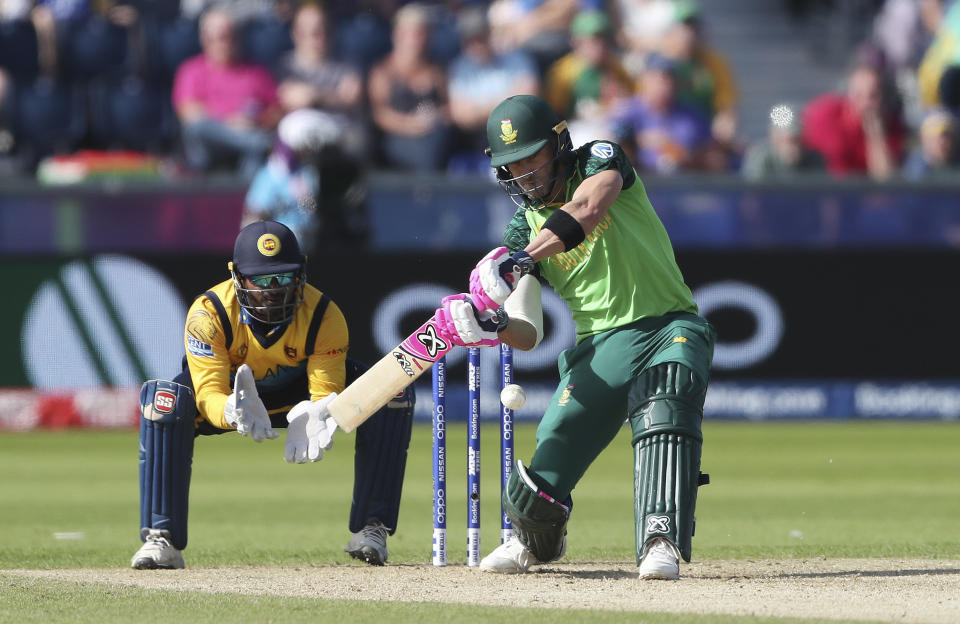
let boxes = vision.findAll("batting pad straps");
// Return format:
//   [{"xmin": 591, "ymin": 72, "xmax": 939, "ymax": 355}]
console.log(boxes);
[
  {"xmin": 628, "ymin": 362, "xmax": 706, "ymax": 445},
  {"xmin": 542, "ymin": 209, "xmax": 585, "ymax": 252},
  {"xmin": 501, "ymin": 460, "xmax": 570, "ymax": 563}
]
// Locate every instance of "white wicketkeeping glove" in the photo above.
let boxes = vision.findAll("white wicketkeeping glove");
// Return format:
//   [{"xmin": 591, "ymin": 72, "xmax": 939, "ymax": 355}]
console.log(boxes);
[
  {"xmin": 284, "ymin": 393, "xmax": 338, "ymax": 463},
  {"xmin": 223, "ymin": 364, "xmax": 279, "ymax": 442}
]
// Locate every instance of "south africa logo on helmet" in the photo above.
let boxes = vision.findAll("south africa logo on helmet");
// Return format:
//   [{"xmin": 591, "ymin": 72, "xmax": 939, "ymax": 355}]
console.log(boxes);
[
  {"xmin": 486, "ymin": 95, "xmax": 565, "ymax": 168},
  {"xmin": 499, "ymin": 119, "xmax": 518, "ymax": 145}
]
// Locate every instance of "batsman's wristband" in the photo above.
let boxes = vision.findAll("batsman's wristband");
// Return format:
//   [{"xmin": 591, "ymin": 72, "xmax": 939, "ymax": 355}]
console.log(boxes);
[
  {"xmin": 494, "ymin": 307, "xmax": 510, "ymax": 333},
  {"xmin": 510, "ymin": 250, "xmax": 535, "ymax": 276},
  {"xmin": 542, "ymin": 209, "xmax": 585, "ymax": 251}
]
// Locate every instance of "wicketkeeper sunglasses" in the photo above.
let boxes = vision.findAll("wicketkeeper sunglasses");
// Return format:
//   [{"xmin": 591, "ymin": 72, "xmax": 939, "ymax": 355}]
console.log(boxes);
[{"xmin": 249, "ymin": 272, "xmax": 296, "ymax": 287}]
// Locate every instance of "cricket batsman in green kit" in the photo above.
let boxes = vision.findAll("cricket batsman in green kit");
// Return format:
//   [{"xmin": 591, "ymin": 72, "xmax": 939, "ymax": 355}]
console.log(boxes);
[{"xmin": 432, "ymin": 94, "xmax": 715, "ymax": 579}]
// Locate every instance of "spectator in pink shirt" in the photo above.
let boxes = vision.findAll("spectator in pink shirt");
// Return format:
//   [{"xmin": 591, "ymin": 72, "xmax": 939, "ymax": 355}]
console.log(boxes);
[{"xmin": 172, "ymin": 8, "xmax": 281, "ymax": 178}]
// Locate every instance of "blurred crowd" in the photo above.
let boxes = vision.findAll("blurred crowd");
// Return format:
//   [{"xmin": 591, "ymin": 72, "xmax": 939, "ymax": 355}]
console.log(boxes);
[{"xmin": 3, "ymin": 0, "xmax": 960, "ymax": 188}]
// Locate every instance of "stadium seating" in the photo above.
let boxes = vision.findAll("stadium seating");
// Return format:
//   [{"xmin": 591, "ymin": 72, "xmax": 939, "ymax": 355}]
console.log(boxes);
[
  {"xmin": 87, "ymin": 76, "xmax": 177, "ymax": 153},
  {"xmin": 0, "ymin": 19, "xmax": 40, "ymax": 84},
  {"xmin": 8, "ymin": 78, "xmax": 86, "ymax": 164},
  {"xmin": 334, "ymin": 13, "xmax": 391, "ymax": 70},
  {"xmin": 149, "ymin": 17, "xmax": 201, "ymax": 83},
  {"xmin": 241, "ymin": 17, "xmax": 293, "ymax": 67},
  {"xmin": 59, "ymin": 16, "xmax": 130, "ymax": 82},
  {"xmin": 428, "ymin": 11, "xmax": 460, "ymax": 64}
]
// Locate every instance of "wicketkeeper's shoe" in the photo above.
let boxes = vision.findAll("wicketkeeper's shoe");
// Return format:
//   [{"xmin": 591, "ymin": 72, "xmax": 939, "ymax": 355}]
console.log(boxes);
[
  {"xmin": 638, "ymin": 537, "xmax": 680, "ymax": 580},
  {"xmin": 344, "ymin": 520, "xmax": 389, "ymax": 566},
  {"xmin": 479, "ymin": 535, "xmax": 567, "ymax": 573},
  {"xmin": 130, "ymin": 528, "xmax": 184, "ymax": 570}
]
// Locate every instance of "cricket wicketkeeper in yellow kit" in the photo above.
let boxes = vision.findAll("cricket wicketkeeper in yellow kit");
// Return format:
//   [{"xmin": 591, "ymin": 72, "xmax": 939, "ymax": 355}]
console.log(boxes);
[{"xmin": 132, "ymin": 221, "xmax": 413, "ymax": 569}]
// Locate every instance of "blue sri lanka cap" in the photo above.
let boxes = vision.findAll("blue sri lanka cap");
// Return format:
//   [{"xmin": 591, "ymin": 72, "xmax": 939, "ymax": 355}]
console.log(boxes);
[{"xmin": 232, "ymin": 221, "xmax": 304, "ymax": 275}]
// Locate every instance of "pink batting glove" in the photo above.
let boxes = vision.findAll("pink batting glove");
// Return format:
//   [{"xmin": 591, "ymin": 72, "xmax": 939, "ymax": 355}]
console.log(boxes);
[
  {"xmin": 469, "ymin": 247, "xmax": 534, "ymax": 312},
  {"xmin": 434, "ymin": 294, "xmax": 500, "ymax": 348}
]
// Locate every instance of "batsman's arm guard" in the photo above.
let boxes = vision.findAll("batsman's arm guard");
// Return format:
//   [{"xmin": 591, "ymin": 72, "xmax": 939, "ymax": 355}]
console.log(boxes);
[
  {"xmin": 629, "ymin": 362, "xmax": 710, "ymax": 564},
  {"xmin": 139, "ymin": 378, "xmax": 197, "ymax": 551},
  {"xmin": 500, "ymin": 274, "xmax": 543, "ymax": 351},
  {"xmin": 501, "ymin": 460, "xmax": 570, "ymax": 564}
]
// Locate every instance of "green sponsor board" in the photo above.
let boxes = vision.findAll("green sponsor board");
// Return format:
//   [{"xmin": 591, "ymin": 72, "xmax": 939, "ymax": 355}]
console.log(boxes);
[
  {"xmin": 3, "ymin": 260, "xmax": 64, "ymax": 386},
  {"xmin": 5, "ymin": 256, "xmax": 187, "ymax": 388}
]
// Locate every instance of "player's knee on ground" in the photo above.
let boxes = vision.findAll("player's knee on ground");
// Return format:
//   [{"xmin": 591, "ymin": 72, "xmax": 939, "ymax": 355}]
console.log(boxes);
[
  {"xmin": 629, "ymin": 362, "xmax": 709, "ymax": 563},
  {"xmin": 502, "ymin": 460, "xmax": 570, "ymax": 563},
  {"xmin": 139, "ymin": 379, "xmax": 196, "ymax": 551}
]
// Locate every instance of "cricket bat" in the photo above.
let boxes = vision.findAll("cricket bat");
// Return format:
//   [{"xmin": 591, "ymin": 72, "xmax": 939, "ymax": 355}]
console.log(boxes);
[
  {"xmin": 328, "ymin": 315, "xmax": 452, "ymax": 433},
  {"xmin": 328, "ymin": 275, "xmax": 541, "ymax": 433}
]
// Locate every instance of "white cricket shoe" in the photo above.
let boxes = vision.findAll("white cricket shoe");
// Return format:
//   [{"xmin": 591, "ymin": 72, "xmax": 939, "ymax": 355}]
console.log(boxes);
[
  {"xmin": 638, "ymin": 537, "xmax": 680, "ymax": 580},
  {"xmin": 479, "ymin": 535, "xmax": 566, "ymax": 573},
  {"xmin": 344, "ymin": 520, "xmax": 389, "ymax": 566},
  {"xmin": 130, "ymin": 528, "xmax": 184, "ymax": 570}
]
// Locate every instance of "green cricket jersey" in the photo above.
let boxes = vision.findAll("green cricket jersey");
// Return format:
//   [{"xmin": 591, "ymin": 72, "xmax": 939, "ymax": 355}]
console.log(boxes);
[{"xmin": 502, "ymin": 140, "xmax": 697, "ymax": 341}]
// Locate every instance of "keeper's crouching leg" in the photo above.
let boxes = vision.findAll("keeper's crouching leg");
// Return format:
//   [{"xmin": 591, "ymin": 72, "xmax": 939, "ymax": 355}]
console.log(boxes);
[
  {"xmin": 138, "ymin": 379, "xmax": 196, "ymax": 552},
  {"xmin": 342, "ymin": 359, "xmax": 415, "ymax": 566},
  {"xmin": 349, "ymin": 382, "xmax": 415, "ymax": 534},
  {"xmin": 630, "ymin": 362, "xmax": 709, "ymax": 565}
]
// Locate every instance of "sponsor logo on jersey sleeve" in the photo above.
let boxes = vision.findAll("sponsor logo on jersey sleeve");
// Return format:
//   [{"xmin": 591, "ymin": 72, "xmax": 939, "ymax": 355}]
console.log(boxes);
[
  {"xmin": 187, "ymin": 336, "xmax": 214, "ymax": 358},
  {"xmin": 186, "ymin": 310, "xmax": 219, "ymax": 344},
  {"xmin": 590, "ymin": 142, "xmax": 614, "ymax": 159}
]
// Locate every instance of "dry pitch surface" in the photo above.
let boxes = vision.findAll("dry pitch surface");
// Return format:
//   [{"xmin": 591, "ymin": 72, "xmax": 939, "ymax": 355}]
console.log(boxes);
[{"xmin": 7, "ymin": 558, "xmax": 960, "ymax": 623}]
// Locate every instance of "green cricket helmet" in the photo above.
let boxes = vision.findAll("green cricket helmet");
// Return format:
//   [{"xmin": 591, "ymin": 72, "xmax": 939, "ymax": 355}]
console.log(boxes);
[{"xmin": 485, "ymin": 95, "xmax": 574, "ymax": 210}]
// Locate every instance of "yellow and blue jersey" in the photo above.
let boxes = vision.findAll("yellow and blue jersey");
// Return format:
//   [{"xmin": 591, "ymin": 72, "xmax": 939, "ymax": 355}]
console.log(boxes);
[{"xmin": 183, "ymin": 279, "xmax": 349, "ymax": 429}]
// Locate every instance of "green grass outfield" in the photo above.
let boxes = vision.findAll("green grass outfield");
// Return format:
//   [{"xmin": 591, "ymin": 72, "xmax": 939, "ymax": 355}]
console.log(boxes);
[{"xmin": 1, "ymin": 421, "xmax": 958, "ymax": 622}]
